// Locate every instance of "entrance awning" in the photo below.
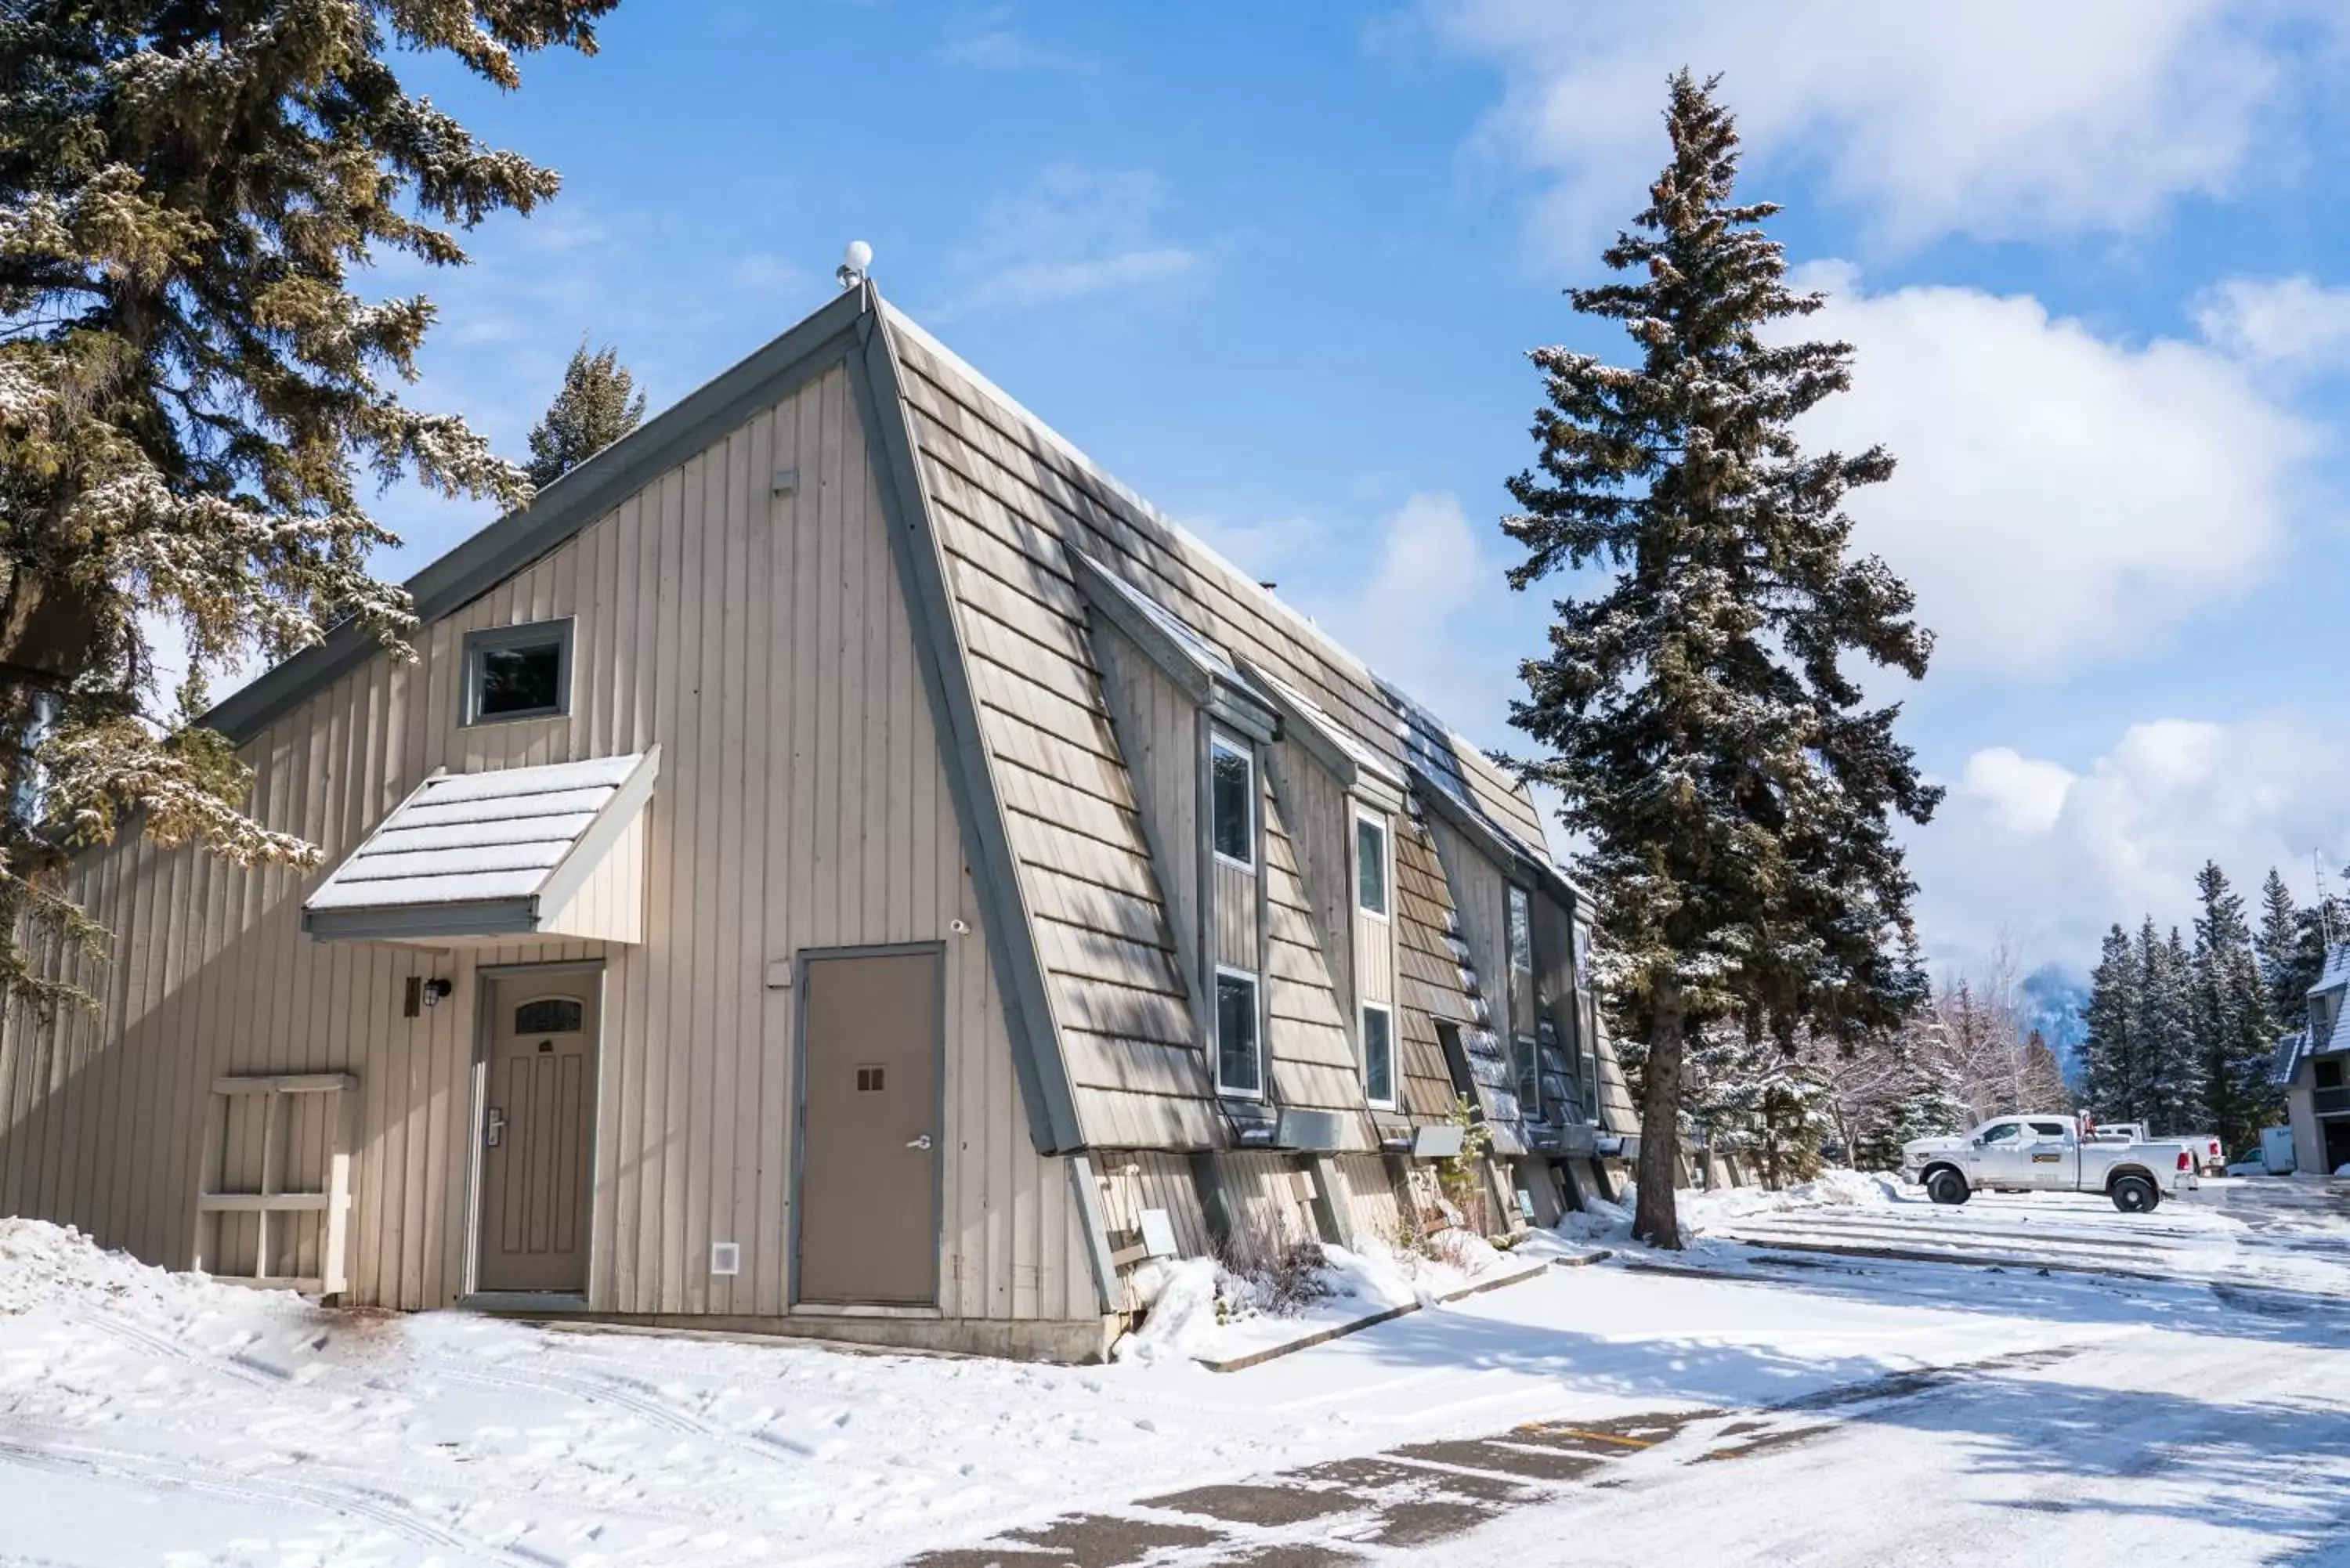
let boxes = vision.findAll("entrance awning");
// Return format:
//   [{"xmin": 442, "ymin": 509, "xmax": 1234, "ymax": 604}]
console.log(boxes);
[{"xmin": 302, "ymin": 750, "xmax": 659, "ymax": 945}]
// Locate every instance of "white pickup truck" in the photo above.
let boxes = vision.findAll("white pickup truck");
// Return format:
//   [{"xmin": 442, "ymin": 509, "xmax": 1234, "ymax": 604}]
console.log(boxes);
[
  {"xmin": 2088, "ymin": 1122, "xmax": 2226, "ymax": 1177},
  {"xmin": 1902, "ymin": 1115, "xmax": 2200, "ymax": 1212}
]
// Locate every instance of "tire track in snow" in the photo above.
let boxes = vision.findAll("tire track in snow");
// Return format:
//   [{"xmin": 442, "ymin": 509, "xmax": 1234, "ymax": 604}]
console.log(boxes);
[
  {"xmin": 64, "ymin": 1307, "xmax": 286, "ymax": 1390},
  {"xmin": 0, "ymin": 1434, "xmax": 537, "ymax": 1565},
  {"xmin": 431, "ymin": 1360, "xmax": 825, "ymax": 1467}
]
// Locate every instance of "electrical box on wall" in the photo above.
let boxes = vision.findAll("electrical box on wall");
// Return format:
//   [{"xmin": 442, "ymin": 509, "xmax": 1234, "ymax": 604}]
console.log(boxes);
[{"xmin": 710, "ymin": 1241, "xmax": 741, "ymax": 1276}]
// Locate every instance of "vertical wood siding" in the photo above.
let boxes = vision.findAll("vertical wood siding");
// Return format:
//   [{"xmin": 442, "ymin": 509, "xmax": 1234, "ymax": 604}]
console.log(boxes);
[
  {"xmin": 1260, "ymin": 791, "xmax": 1372, "ymax": 1143},
  {"xmin": 0, "ymin": 364, "xmax": 1098, "ymax": 1323},
  {"xmin": 1211, "ymin": 860, "xmax": 1258, "ymax": 973}
]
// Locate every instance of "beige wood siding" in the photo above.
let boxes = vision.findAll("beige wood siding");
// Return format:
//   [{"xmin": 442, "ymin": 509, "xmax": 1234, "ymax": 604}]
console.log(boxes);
[
  {"xmin": 1094, "ymin": 625, "xmax": 1201, "ymax": 993},
  {"xmin": 1393, "ymin": 811, "xmax": 1473, "ymax": 1125},
  {"xmin": 1261, "ymin": 791, "xmax": 1372, "ymax": 1145},
  {"xmin": 1328, "ymin": 1154, "xmax": 1406, "ymax": 1245},
  {"xmin": 1212, "ymin": 858, "xmax": 1258, "ymax": 974},
  {"xmin": 1213, "ymin": 1151, "xmax": 1321, "ymax": 1266},
  {"xmin": 540, "ymin": 808, "xmax": 648, "ymax": 945},
  {"xmin": 1267, "ymin": 747, "xmax": 1356, "ymax": 1012},
  {"xmin": 0, "ymin": 363, "xmax": 1100, "ymax": 1324}
]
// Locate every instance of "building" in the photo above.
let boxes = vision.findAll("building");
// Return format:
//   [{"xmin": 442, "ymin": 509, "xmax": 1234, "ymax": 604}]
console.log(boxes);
[
  {"xmin": 0, "ymin": 283, "xmax": 1635, "ymax": 1360},
  {"xmin": 2277, "ymin": 946, "xmax": 2350, "ymax": 1175}
]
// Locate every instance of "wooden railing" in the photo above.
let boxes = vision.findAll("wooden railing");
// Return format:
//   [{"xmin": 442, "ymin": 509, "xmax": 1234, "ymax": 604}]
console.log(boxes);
[{"xmin": 193, "ymin": 1072, "xmax": 358, "ymax": 1297}]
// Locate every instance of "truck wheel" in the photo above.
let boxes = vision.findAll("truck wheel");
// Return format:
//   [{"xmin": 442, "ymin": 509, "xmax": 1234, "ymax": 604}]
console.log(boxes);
[
  {"xmin": 1925, "ymin": 1168, "xmax": 1970, "ymax": 1205},
  {"xmin": 2110, "ymin": 1175, "xmax": 2160, "ymax": 1213}
]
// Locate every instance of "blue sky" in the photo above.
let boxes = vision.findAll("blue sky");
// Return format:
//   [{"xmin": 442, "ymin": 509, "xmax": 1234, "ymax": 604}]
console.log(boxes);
[{"xmin": 352, "ymin": 2, "xmax": 2350, "ymax": 986}]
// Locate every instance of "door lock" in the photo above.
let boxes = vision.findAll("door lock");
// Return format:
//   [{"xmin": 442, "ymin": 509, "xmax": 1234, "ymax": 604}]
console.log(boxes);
[
  {"xmin": 485, "ymin": 1106, "xmax": 508, "ymax": 1148},
  {"xmin": 906, "ymin": 1133, "xmax": 934, "ymax": 1151}
]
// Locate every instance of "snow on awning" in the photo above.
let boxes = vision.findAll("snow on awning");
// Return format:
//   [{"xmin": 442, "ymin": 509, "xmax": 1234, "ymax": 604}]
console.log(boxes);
[{"xmin": 302, "ymin": 750, "xmax": 659, "ymax": 944}]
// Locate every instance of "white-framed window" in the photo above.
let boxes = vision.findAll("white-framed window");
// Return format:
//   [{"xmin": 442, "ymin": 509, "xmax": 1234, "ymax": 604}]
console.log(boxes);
[
  {"xmin": 1354, "ymin": 811, "xmax": 1390, "ymax": 919},
  {"xmin": 1361, "ymin": 1001, "xmax": 1396, "ymax": 1107},
  {"xmin": 1209, "ymin": 732, "xmax": 1254, "ymax": 870},
  {"xmin": 1214, "ymin": 966, "xmax": 1263, "ymax": 1097},
  {"xmin": 1506, "ymin": 884, "xmax": 1538, "ymax": 1115},
  {"xmin": 463, "ymin": 619, "xmax": 574, "ymax": 725}
]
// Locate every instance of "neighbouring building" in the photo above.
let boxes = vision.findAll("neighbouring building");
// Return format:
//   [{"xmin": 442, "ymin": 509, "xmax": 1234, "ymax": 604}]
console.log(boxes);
[
  {"xmin": 2277, "ymin": 946, "xmax": 2350, "ymax": 1176},
  {"xmin": 0, "ymin": 282, "xmax": 1636, "ymax": 1360}
]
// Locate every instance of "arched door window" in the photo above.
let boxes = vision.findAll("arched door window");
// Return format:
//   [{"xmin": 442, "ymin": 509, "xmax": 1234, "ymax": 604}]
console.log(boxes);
[{"xmin": 513, "ymin": 997, "xmax": 584, "ymax": 1035}]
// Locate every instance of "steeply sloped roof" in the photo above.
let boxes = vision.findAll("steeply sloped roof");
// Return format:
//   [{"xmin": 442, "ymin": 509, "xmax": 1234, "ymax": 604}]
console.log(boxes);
[
  {"xmin": 2312, "ymin": 944, "xmax": 2350, "ymax": 998},
  {"xmin": 878, "ymin": 304, "xmax": 1517, "ymax": 1149}
]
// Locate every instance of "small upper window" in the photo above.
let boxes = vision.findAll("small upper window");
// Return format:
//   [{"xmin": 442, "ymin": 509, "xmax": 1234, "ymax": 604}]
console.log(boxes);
[
  {"xmin": 1209, "ymin": 733, "xmax": 1253, "ymax": 868},
  {"xmin": 465, "ymin": 620, "xmax": 573, "ymax": 724},
  {"xmin": 1506, "ymin": 885, "xmax": 1534, "ymax": 977},
  {"xmin": 2028, "ymin": 1121, "xmax": 2070, "ymax": 1139},
  {"xmin": 515, "ymin": 997, "xmax": 584, "ymax": 1035},
  {"xmin": 1362, "ymin": 1003, "xmax": 1395, "ymax": 1107},
  {"xmin": 1355, "ymin": 814, "xmax": 1389, "ymax": 918}
]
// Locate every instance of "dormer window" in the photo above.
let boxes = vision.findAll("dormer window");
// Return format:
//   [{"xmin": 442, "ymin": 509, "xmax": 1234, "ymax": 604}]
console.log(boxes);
[
  {"xmin": 1355, "ymin": 812, "xmax": 1390, "ymax": 918},
  {"xmin": 464, "ymin": 620, "xmax": 573, "ymax": 725},
  {"xmin": 1209, "ymin": 732, "xmax": 1254, "ymax": 869}
]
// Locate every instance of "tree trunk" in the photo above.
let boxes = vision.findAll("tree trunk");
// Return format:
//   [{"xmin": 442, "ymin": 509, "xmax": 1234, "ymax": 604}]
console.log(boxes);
[{"xmin": 1633, "ymin": 978, "xmax": 1687, "ymax": 1248}]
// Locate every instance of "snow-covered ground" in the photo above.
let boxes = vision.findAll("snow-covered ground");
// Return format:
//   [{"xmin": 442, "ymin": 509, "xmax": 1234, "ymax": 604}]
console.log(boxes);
[{"xmin": 3, "ymin": 1177, "xmax": 2346, "ymax": 1566}]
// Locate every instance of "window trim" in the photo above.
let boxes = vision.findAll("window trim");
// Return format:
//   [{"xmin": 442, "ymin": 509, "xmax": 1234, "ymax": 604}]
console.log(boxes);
[
  {"xmin": 1354, "ymin": 810, "xmax": 1390, "ymax": 921},
  {"xmin": 1361, "ymin": 1000, "xmax": 1397, "ymax": 1109},
  {"xmin": 461, "ymin": 618, "xmax": 575, "ymax": 727},
  {"xmin": 1213, "ymin": 964, "xmax": 1264, "ymax": 1100},
  {"xmin": 1208, "ymin": 730, "xmax": 1256, "ymax": 873}
]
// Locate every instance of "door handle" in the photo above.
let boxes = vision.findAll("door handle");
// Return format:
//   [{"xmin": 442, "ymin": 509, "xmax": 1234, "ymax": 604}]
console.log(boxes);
[
  {"xmin": 906, "ymin": 1133, "xmax": 933, "ymax": 1151},
  {"xmin": 485, "ymin": 1106, "xmax": 507, "ymax": 1148}
]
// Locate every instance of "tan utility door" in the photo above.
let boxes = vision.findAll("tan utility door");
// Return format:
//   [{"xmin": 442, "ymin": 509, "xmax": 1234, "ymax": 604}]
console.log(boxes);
[
  {"xmin": 476, "ymin": 970, "xmax": 598, "ymax": 1293},
  {"xmin": 796, "ymin": 948, "xmax": 941, "ymax": 1305}
]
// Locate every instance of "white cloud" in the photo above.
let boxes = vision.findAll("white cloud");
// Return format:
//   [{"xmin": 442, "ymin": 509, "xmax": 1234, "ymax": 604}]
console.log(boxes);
[
  {"xmin": 1788, "ymin": 266, "xmax": 2316, "ymax": 674},
  {"xmin": 937, "ymin": 167, "xmax": 1202, "ymax": 320},
  {"xmin": 1911, "ymin": 715, "xmax": 2350, "ymax": 972},
  {"xmin": 1289, "ymin": 492, "xmax": 1523, "ymax": 739},
  {"xmin": 938, "ymin": 27, "xmax": 1095, "ymax": 73},
  {"xmin": 1432, "ymin": 0, "xmax": 2309, "ymax": 256},
  {"xmin": 2193, "ymin": 273, "xmax": 2350, "ymax": 371}
]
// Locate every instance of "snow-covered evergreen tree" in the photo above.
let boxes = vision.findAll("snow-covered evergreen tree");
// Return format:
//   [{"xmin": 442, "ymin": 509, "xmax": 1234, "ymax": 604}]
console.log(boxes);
[
  {"xmin": 2081, "ymin": 924, "xmax": 2143, "ymax": 1122},
  {"xmin": 2256, "ymin": 868, "xmax": 2309, "ymax": 1025},
  {"xmin": 2137, "ymin": 923, "xmax": 2206, "ymax": 1132},
  {"xmin": 0, "ymin": 1, "xmax": 616, "ymax": 1011},
  {"xmin": 1502, "ymin": 73, "xmax": 1939, "ymax": 1248},
  {"xmin": 2192, "ymin": 862, "xmax": 2280, "ymax": 1152}
]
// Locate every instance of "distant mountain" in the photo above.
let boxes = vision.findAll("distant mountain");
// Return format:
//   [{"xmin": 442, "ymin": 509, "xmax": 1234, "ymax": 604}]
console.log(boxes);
[{"xmin": 2022, "ymin": 965, "xmax": 2091, "ymax": 1086}]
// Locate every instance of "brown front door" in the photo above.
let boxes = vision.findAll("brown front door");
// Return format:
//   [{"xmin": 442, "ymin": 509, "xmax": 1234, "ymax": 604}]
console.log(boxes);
[
  {"xmin": 476, "ymin": 970, "xmax": 598, "ymax": 1293},
  {"xmin": 796, "ymin": 948, "xmax": 941, "ymax": 1305}
]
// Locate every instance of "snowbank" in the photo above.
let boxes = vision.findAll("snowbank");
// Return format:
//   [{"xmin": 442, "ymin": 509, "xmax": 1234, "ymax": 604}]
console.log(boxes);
[
  {"xmin": 1115, "ymin": 1232, "xmax": 1528, "ymax": 1368},
  {"xmin": 1536, "ymin": 1171, "xmax": 1904, "ymax": 1255}
]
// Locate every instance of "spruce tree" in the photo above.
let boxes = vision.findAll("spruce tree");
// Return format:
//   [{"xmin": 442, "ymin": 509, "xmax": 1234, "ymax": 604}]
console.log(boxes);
[
  {"xmin": 1503, "ymin": 74, "xmax": 1940, "ymax": 1247},
  {"xmin": 0, "ymin": 2, "xmax": 617, "ymax": 1010},
  {"xmin": 2081, "ymin": 923, "xmax": 2142, "ymax": 1122},
  {"xmin": 526, "ymin": 341, "xmax": 647, "ymax": 488},
  {"xmin": 2192, "ymin": 862, "xmax": 2279, "ymax": 1153},
  {"xmin": 2256, "ymin": 868, "xmax": 2309, "ymax": 1024},
  {"xmin": 2136, "ymin": 923, "xmax": 2205, "ymax": 1132}
]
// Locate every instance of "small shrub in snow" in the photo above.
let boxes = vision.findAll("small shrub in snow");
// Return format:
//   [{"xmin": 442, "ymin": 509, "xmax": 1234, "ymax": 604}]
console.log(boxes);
[{"xmin": 1214, "ymin": 1239, "xmax": 1332, "ymax": 1323}]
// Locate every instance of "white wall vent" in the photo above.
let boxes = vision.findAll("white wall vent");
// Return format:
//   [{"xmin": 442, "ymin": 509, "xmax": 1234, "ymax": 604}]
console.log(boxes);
[{"xmin": 710, "ymin": 1241, "xmax": 742, "ymax": 1276}]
